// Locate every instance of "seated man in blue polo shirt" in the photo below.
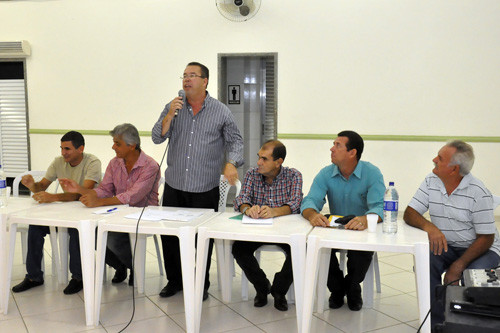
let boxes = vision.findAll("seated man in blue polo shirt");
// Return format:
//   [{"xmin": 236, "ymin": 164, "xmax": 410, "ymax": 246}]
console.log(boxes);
[
  {"xmin": 233, "ymin": 140, "xmax": 303, "ymax": 311},
  {"xmin": 404, "ymin": 140, "xmax": 500, "ymax": 328}
]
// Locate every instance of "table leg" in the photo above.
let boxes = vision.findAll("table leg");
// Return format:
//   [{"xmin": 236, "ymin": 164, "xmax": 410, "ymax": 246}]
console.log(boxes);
[
  {"xmin": 223, "ymin": 239, "xmax": 233, "ymax": 302},
  {"xmin": 214, "ymin": 238, "xmax": 223, "ymax": 291},
  {"xmin": 316, "ymin": 248, "xmax": 331, "ymax": 313},
  {"xmin": 179, "ymin": 227, "xmax": 196, "ymax": 333},
  {"xmin": 57, "ymin": 227, "xmax": 68, "ymax": 283},
  {"xmin": 290, "ymin": 234, "xmax": 307, "ymax": 332},
  {"xmin": 214, "ymin": 238, "xmax": 226, "ymax": 297},
  {"xmin": 94, "ymin": 228, "xmax": 108, "ymax": 326},
  {"xmin": 301, "ymin": 235, "xmax": 322, "ymax": 333},
  {"xmin": 0, "ymin": 215, "xmax": 8, "ymax": 313},
  {"xmin": 3, "ymin": 222, "xmax": 18, "ymax": 314},
  {"xmin": 129, "ymin": 233, "xmax": 147, "ymax": 294},
  {"xmin": 414, "ymin": 243, "xmax": 431, "ymax": 333},
  {"xmin": 194, "ymin": 228, "xmax": 210, "ymax": 333},
  {"xmin": 78, "ymin": 220, "xmax": 95, "ymax": 326},
  {"xmin": 363, "ymin": 258, "xmax": 375, "ymax": 308}
]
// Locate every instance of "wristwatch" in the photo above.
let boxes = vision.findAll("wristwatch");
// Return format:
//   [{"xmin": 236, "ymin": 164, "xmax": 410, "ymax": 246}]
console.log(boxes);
[
  {"xmin": 242, "ymin": 206, "xmax": 250, "ymax": 215},
  {"xmin": 228, "ymin": 159, "xmax": 238, "ymax": 167}
]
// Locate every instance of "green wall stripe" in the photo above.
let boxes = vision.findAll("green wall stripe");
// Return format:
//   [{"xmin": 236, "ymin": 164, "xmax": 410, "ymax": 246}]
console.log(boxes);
[
  {"xmin": 29, "ymin": 129, "xmax": 152, "ymax": 136},
  {"xmin": 29, "ymin": 129, "xmax": 500, "ymax": 143},
  {"xmin": 278, "ymin": 133, "xmax": 500, "ymax": 143}
]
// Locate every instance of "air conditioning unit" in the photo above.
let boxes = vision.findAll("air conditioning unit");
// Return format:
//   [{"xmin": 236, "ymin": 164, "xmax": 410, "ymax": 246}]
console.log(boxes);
[{"xmin": 0, "ymin": 41, "xmax": 31, "ymax": 58}]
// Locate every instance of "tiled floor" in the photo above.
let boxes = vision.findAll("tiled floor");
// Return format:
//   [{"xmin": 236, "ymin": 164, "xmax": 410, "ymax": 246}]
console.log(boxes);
[{"xmin": 0, "ymin": 230, "xmax": 430, "ymax": 333}]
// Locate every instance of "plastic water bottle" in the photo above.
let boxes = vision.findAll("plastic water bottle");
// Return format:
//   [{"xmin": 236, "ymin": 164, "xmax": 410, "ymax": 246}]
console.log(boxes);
[
  {"xmin": 383, "ymin": 181, "xmax": 398, "ymax": 234},
  {"xmin": 0, "ymin": 164, "xmax": 6, "ymax": 208}
]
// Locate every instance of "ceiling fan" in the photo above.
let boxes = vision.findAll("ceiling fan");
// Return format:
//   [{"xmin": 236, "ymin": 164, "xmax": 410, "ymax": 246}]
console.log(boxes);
[{"xmin": 216, "ymin": 0, "xmax": 262, "ymax": 22}]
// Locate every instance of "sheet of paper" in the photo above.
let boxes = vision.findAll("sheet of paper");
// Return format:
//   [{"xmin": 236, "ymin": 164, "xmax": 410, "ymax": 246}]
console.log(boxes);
[
  {"xmin": 241, "ymin": 215, "xmax": 273, "ymax": 225},
  {"xmin": 124, "ymin": 209, "xmax": 205, "ymax": 222},
  {"xmin": 124, "ymin": 211, "xmax": 162, "ymax": 221}
]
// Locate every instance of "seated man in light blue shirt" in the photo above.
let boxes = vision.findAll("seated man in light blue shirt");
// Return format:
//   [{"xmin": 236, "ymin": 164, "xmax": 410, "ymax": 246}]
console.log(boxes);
[{"xmin": 301, "ymin": 130, "xmax": 385, "ymax": 311}]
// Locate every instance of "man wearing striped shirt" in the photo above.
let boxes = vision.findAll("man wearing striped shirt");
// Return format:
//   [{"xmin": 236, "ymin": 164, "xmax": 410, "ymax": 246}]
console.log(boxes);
[
  {"xmin": 152, "ymin": 62, "xmax": 244, "ymax": 300},
  {"xmin": 233, "ymin": 140, "xmax": 303, "ymax": 311},
  {"xmin": 404, "ymin": 140, "xmax": 500, "ymax": 327}
]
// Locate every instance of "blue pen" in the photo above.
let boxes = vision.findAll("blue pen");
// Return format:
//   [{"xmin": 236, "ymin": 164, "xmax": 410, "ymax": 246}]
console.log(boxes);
[{"xmin": 106, "ymin": 207, "xmax": 118, "ymax": 213}]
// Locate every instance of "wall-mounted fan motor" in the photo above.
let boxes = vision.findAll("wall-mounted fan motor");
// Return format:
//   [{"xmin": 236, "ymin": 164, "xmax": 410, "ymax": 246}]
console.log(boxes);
[{"xmin": 216, "ymin": 0, "xmax": 262, "ymax": 22}]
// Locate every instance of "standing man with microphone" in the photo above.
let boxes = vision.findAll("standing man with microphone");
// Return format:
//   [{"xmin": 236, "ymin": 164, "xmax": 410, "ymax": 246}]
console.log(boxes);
[{"xmin": 152, "ymin": 62, "xmax": 244, "ymax": 300}]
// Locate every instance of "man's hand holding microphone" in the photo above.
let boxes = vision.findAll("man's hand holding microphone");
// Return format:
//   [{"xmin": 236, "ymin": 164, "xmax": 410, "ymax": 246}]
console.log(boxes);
[{"xmin": 161, "ymin": 90, "xmax": 185, "ymax": 136}]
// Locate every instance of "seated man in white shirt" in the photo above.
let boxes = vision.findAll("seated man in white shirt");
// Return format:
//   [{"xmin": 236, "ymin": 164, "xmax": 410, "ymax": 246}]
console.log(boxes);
[{"xmin": 404, "ymin": 140, "xmax": 500, "ymax": 328}]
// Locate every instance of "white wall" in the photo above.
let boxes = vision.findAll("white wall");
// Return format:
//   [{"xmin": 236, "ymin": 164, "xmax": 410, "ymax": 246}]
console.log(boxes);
[{"xmin": 2, "ymin": 0, "xmax": 500, "ymax": 211}]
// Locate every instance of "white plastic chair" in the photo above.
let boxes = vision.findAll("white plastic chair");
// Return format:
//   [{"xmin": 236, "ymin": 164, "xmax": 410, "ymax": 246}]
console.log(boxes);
[
  {"xmin": 214, "ymin": 175, "xmax": 241, "ymax": 290},
  {"xmin": 218, "ymin": 175, "xmax": 242, "ymax": 213},
  {"xmin": 315, "ymin": 249, "xmax": 380, "ymax": 312},
  {"xmin": 339, "ymin": 250, "xmax": 382, "ymax": 294},
  {"xmin": 240, "ymin": 245, "xmax": 296, "ymax": 303},
  {"xmin": 150, "ymin": 234, "xmax": 165, "ymax": 275},
  {"xmin": 12, "ymin": 171, "xmax": 61, "ymax": 280}
]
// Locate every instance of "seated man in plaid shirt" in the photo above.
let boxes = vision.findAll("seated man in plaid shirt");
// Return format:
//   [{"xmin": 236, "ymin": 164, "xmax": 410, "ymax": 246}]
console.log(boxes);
[{"xmin": 233, "ymin": 140, "xmax": 303, "ymax": 311}]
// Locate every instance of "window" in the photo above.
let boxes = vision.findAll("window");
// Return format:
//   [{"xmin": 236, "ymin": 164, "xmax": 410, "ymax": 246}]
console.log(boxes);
[{"xmin": 0, "ymin": 61, "xmax": 30, "ymax": 178}]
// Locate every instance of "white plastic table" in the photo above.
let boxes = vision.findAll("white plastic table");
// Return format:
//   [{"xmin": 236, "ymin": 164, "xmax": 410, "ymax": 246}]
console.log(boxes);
[
  {"xmin": 5, "ymin": 201, "xmax": 115, "ymax": 326},
  {"xmin": 194, "ymin": 212, "xmax": 313, "ymax": 333},
  {"xmin": 301, "ymin": 220, "xmax": 430, "ymax": 333},
  {"xmin": 93, "ymin": 206, "xmax": 219, "ymax": 332},
  {"xmin": 0, "ymin": 196, "xmax": 39, "ymax": 312}
]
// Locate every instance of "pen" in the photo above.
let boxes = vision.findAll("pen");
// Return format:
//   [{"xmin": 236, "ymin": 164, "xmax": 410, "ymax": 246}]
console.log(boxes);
[{"xmin": 106, "ymin": 207, "xmax": 118, "ymax": 213}]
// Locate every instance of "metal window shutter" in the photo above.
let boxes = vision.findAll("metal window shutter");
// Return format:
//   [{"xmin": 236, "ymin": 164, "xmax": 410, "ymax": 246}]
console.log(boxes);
[
  {"xmin": 0, "ymin": 79, "xmax": 29, "ymax": 177},
  {"xmin": 263, "ymin": 58, "xmax": 277, "ymax": 141}
]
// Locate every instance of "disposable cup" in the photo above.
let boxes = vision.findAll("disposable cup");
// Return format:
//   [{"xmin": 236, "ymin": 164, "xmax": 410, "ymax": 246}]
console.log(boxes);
[{"xmin": 367, "ymin": 214, "xmax": 378, "ymax": 233}]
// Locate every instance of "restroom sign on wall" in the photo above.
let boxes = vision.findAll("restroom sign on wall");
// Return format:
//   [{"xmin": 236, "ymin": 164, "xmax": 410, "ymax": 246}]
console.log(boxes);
[{"xmin": 228, "ymin": 85, "xmax": 240, "ymax": 104}]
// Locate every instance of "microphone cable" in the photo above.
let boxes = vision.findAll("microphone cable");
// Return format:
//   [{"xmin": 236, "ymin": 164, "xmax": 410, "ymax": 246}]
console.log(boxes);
[{"xmin": 118, "ymin": 123, "xmax": 172, "ymax": 332}]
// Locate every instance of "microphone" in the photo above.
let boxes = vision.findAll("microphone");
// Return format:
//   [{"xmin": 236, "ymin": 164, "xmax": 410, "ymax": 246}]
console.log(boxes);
[{"xmin": 175, "ymin": 90, "xmax": 185, "ymax": 117}]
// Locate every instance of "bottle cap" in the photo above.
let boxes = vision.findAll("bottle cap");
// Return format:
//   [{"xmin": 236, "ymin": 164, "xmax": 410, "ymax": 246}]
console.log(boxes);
[{"xmin": 389, "ymin": 181, "xmax": 394, "ymax": 186}]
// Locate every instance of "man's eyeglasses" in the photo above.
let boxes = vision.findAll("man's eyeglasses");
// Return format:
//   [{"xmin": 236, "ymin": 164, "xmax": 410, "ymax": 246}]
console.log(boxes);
[{"xmin": 180, "ymin": 74, "xmax": 204, "ymax": 80}]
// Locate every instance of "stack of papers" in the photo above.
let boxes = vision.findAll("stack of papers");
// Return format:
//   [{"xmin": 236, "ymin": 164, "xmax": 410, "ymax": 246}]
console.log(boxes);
[{"xmin": 124, "ymin": 209, "xmax": 204, "ymax": 222}]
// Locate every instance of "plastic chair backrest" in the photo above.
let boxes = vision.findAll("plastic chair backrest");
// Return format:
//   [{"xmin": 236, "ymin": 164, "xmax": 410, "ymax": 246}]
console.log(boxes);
[
  {"xmin": 12, "ymin": 171, "xmax": 47, "ymax": 197},
  {"xmin": 218, "ymin": 175, "xmax": 241, "ymax": 212},
  {"xmin": 158, "ymin": 176, "xmax": 165, "ymax": 205}
]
